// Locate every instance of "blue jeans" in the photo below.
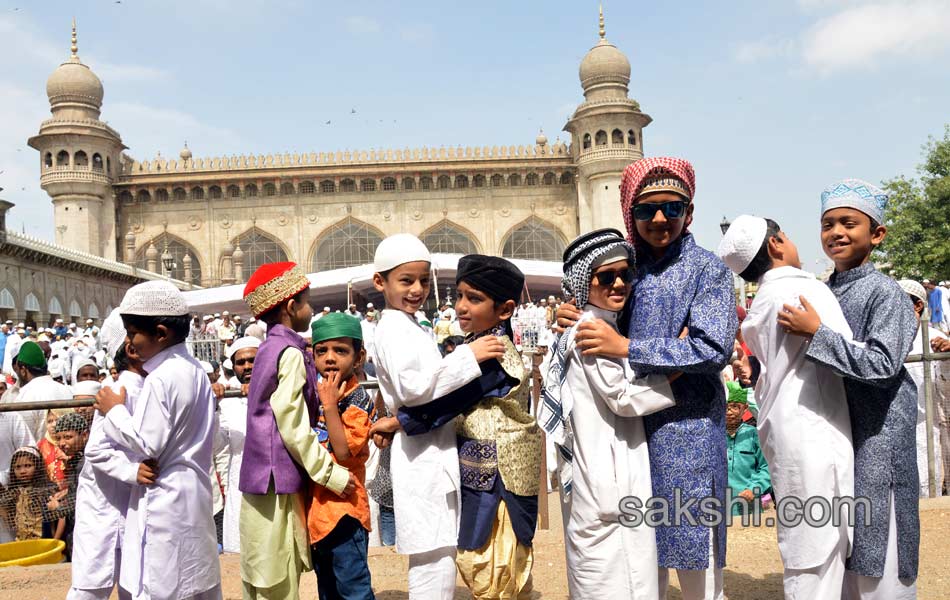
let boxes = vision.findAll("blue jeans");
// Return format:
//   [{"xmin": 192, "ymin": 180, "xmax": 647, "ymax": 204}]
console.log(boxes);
[
  {"xmin": 311, "ymin": 516, "xmax": 375, "ymax": 600},
  {"xmin": 378, "ymin": 505, "xmax": 396, "ymax": 547}
]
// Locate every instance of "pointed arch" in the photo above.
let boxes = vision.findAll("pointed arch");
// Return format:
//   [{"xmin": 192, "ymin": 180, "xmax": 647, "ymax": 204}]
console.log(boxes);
[
  {"xmin": 420, "ymin": 220, "xmax": 480, "ymax": 255},
  {"xmin": 48, "ymin": 296, "xmax": 64, "ymax": 315},
  {"xmin": 88, "ymin": 303, "xmax": 100, "ymax": 319},
  {"xmin": 0, "ymin": 288, "xmax": 16, "ymax": 310},
  {"xmin": 24, "ymin": 292, "xmax": 41, "ymax": 313},
  {"xmin": 500, "ymin": 216, "xmax": 567, "ymax": 262},
  {"xmin": 310, "ymin": 217, "xmax": 384, "ymax": 272},
  {"xmin": 134, "ymin": 233, "xmax": 203, "ymax": 284},
  {"xmin": 68, "ymin": 299, "xmax": 82, "ymax": 318},
  {"xmin": 233, "ymin": 227, "xmax": 290, "ymax": 275}
]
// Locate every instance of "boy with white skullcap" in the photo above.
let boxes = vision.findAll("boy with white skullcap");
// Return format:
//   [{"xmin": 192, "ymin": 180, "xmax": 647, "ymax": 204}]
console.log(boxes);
[
  {"xmin": 718, "ymin": 215, "xmax": 855, "ymax": 598},
  {"xmin": 369, "ymin": 233, "xmax": 505, "ymax": 600},
  {"xmin": 95, "ymin": 282, "xmax": 222, "ymax": 600}
]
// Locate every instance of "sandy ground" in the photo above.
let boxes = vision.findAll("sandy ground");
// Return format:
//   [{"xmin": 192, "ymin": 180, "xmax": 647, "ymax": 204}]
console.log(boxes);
[{"xmin": 2, "ymin": 494, "xmax": 949, "ymax": 599}]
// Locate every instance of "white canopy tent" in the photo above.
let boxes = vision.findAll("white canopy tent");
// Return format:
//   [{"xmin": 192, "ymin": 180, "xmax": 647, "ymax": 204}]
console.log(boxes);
[{"xmin": 182, "ymin": 254, "xmax": 566, "ymax": 316}]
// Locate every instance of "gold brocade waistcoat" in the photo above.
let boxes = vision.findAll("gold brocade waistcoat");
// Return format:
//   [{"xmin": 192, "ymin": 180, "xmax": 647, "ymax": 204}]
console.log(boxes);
[{"xmin": 456, "ymin": 336, "xmax": 542, "ymax": 497}]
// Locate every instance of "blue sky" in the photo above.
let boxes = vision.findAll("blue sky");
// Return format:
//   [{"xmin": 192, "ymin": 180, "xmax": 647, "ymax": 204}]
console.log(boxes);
[{"xmin": 2, "ymin": 0, "xmax": 949, "ymax": 273}]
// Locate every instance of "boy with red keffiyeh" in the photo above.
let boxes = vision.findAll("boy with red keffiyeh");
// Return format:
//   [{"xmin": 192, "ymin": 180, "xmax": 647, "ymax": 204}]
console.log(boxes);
[{"xmin": 558, "ymin": 157, "xmax": 737, "ymax": 600}]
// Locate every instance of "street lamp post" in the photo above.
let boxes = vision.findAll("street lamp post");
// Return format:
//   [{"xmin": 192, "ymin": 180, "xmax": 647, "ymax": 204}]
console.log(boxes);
[{"xmin": 160, "ymin": 240, "xmax": 176, "ymax": 279}]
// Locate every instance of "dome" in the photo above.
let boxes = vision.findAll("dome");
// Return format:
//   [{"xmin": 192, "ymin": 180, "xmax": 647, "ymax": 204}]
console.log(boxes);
[
  {"xmin": 46, "ymin": 58, "xmax": 104, "ymax": 108},
  {"xmin": 145, "ymin": 242, "xmax": 159, "ymax": 260},
  {"xmin": 579, "ymin": 38, "xmax": 630, "ymax": 91},
  {"xmin": 180, "ymin": 143, "xmax": 192, "ymax": 161},
  {"xmin": 536, "ymin": 130, "xmax": 548, "ymax": 146}
]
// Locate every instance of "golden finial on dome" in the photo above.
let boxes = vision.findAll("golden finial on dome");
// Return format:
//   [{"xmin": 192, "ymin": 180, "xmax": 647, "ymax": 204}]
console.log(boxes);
[
  {"xmin": 599, "ymin": 3, "xmax": 605, "ymax": 40},
  {"xmin": 71, "ymin": 17, "xmax": 78, "ymax": 57}
]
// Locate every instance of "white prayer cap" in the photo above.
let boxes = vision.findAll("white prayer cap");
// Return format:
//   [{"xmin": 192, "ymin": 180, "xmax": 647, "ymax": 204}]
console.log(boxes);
[
  {"xmin": 373, "ymin": 233, "xmax": 431, "ymax": 272},
  {"xmin": 366, "ymin": 303, "xmax": 374, "ymax": 308},
  {"xmin": 69, "ymin": 322, "xmax": 76, "ymax": 328},
  {"xmin": 716, "ymin": 215, "xmax": 768, "ymax": 275},
  {"xmin": 100, "ymin": 308, "xmax": 127, "ymax": 359},
  {"xmin": 48, "ymin": 357, "xmax": 64, "ymax": 379},
  {"xmin": 214, "ymin": 313, "xmax": 221, "ymax": 318},
  {"xmin": 203, "ymin": 315, "xmax": 213, "ymax": 321},
  {"xmin": 222, "ymin": 310, "xmax": 230, "ymax": 316},
  {"xmin": 244, "ymin": 324, "xmax": 266, "ymax": 341},
  {"xmin": 898, "ymin": 279, "xmax": 927, "ymax": 304},
  {"xmin": 37, "ymin": 334, "xmax": 50, "ymax": 342},
  {"xmin": 86, "ymin": 319, "xmax": 94, "ymax": 324},
  {"xmin": 72, "ymin": 358, "xmax": 100, "ymax": 382},
  {"xmin": 55, "ymin": 318, "xmax": 63, "ymax": 323},
  {"xmin": 233, "ymin": 315, "xmax": 242, "ymax": 320},
  {"xmin": 323, "ymin": 307, "xmax": 331, "ymax": 312},
  {"xmin": 199, "ymin": 360, "xmax": 214, "ymax": 374},
  {"xmin": 72, "ymin": 380, "xmax": 101, "ymax": 397},
  {"xmin": 922, "ymin": 279, "xmax": 931, "ymax": 284},
  {"xmin": 226, "ymin": 335, "xmax": 261, "ymax": 359},
  {"xmin": 119, "ymin": 280, "xmax": 189, "ymax": 316},
  {"xmin": 17, "ymin": 322, "xmax": 24, "ymax": 328},
  {"xmin": 222, "ymin": 358, "xmax": 233, "ymax": 371}
]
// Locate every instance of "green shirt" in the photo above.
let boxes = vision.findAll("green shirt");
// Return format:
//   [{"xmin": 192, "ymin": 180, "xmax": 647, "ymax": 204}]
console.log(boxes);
[{"xmin": 726, "ymin": 422, "xmax": 771, "ymax": 516}]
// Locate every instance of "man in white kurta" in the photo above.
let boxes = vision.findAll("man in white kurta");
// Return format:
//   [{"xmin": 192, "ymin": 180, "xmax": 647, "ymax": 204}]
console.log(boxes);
[
  {"xmin": 101, "ymin": 343, "xmax": 221, "ymax": 600},
  {"xmin": 69, "ymin": 368, "xmax": 145, "ymax": 600},
  {"xmin": 562, "ymin": 306, "xmax": 676, "ymax": 599},
  {"xmin": 14, "ymin": 357, "xmax": 73, "ymax": 441}
]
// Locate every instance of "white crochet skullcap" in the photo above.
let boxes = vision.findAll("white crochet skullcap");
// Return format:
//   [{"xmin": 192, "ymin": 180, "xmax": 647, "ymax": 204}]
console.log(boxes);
[
  {"xmin": 199, "ymin": 360, "xmax": 214, "ymax": 374},
  {"xmin": 898, "ymin": 279, "xmax": 927, "ymax": 304},
  {"xmin": 100, "ymin": 308, "xmax": 127, "ymax": 359},
  {"xmin": 48, "ymin": 357, "xmax": 64, "ymax": 379},
  {"xmin": 227, "ymin": 335, "xmax": 261, "ymax": 359},
  {"xmin": 373, "ymin": 233, "xmax": 431, "ymax": 272},
  {"xmin": 72, "ymin": 380, "xmax": 101, "ymax": 397},
  {"xmin": 717, "ymin": 215, "xmax": 768, "ymax": 276},
  {"xmin": 119, "ymin": 280, "xmax": 189, "ymax": 317},
  {"xmin": 222, "ymin": 358, "xmax": 233, "ymax": 370}
]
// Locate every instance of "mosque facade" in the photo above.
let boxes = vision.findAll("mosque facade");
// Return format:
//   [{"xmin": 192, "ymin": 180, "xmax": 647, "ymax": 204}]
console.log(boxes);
[{"xmin": 28, "ymin": 14, "xmax": 650, "ymax": 289}]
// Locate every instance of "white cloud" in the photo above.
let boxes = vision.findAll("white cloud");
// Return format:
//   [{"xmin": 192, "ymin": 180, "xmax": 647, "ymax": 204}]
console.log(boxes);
[
  {"xmin": 344, "ymin": 16, "xmax": 381, "ymax": 34},
  {"xmin": 801, "ymin": 1, "xmax": 950, "ymax": 72},
  {"xmin": 734, "ymin": 38, "xmax": 797, "ymax": 64}
]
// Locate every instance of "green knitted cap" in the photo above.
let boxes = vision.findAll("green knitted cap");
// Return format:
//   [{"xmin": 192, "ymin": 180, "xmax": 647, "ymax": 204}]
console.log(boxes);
[{"xmin": 16, "ymin": 341, "xmax": 47, "ymax": 369}]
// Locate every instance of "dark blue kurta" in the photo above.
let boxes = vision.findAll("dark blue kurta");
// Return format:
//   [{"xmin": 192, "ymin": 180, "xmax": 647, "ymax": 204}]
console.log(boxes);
[
  {"xmin": 805, "ymin": 262, "xmax": 920, "ymax": 579},
  {"xmin": 626, "ymin": 233, "xmax": 737, "ymax": 569}
]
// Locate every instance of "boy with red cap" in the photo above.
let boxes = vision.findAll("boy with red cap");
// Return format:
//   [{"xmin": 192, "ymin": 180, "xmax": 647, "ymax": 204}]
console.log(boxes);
[{"xmin": 238, "ymin": 262, "xmax": 357, "ymax": 600}]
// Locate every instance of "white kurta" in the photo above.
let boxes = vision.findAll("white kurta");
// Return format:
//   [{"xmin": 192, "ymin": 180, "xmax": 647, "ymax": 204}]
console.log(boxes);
[
  {"xmin": 71, "ymin": 371, "xmax": 145, "ymax": 592},
  {"xmin": 562, "ymin": 307, "xmax": 676, "ymax": 599},
  {"xmin": 102, "ymin": 343, "xmax": 221, "ymax": 600},
  {"xmin": 907, "ymin": 324, "xmax": 946, "ymax": 497},
  {"xmin": 16, "ymin": 374, "xmax": 73, "ymax": 441},
  {"xmin": 216, "ymin": 394, "xmax": 247, "ymax": 553},
  {"xmin": 741, "ymin": 266, "xmax": 855, "ymax": 571},
  {"xmin": 372, "ymin": 308, "xmax": 482, "ymax": 555},
  {"xmin": 4, "ymin": 333, "xmax": 23, "ymax": 374}
]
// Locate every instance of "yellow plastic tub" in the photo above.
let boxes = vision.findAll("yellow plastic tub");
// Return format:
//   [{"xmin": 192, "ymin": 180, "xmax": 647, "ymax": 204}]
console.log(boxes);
[{"xmin": 0, "ymin": 539, "xmax": 66, "ymax": 567}]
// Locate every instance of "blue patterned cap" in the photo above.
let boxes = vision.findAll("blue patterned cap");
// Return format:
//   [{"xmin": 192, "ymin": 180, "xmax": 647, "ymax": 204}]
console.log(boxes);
[{"xmin": 820, "ymin": 178, "xmax": 888, "ymax": 224}]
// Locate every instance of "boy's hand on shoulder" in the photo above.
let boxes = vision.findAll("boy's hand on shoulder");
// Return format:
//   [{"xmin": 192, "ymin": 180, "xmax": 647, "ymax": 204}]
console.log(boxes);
[
  {"xmin": 555, "ymin": 300, "xmax": 581, "ymax": 333},
  {"xmin": 94, "ymin": 386, "xmax": 126, "ymax": 415},
  {"xmin": 317, "ymin": 371, "xmax": 346, "ymax": 408},
  {"xmin": 137, "ymin": 459, "xmax": 160, "ymax": 485},
  {"xmin": 777, "ymin": 296, "xmax": 821, "ymax": 338},
  {"xmin": 575, "ymin": 319, "xmax": 629, "ymax": 358},
  {"xmin": 470, "ymin": 335, "xmax": 505, "ymax": 363}
]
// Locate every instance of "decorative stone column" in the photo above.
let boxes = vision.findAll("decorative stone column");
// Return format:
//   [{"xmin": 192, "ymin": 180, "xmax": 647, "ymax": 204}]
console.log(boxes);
[
  {"xmin": 232, "ymin": 244, "xmax": 245, "ymax": 284},
  {"xmin": 145, "ymin": 242, "xmax": 159, "ymax": 273},
  {"xmin": 124, "ymin": 230, "xmax": 136, "ymax": 264},
  {"xmin": 182, "ymin": 252, "xmax": 193, "ymax": 283},
  {"xmin": 221, "ymin": 240, "xmax": 235, "ymax": 285}
]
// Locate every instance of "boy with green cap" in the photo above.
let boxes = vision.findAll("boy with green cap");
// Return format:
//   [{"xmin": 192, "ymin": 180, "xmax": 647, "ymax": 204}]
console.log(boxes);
[
  {"xmin": 308, "ymin": 313, "xmax": 376, "ymax": 600},
  {"xmin": 724, "ymin": 381, "xmax": 771, "ymax": 517}
]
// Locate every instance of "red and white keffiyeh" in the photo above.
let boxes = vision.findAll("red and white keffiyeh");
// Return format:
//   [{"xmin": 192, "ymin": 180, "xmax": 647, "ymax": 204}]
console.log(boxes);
[{"xmin": 620, "ymin": 156, "xmax": 696, "ymax": 242}]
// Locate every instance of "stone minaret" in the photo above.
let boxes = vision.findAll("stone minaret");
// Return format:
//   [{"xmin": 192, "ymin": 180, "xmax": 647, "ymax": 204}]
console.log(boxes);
[
  {"xmin": 28, "ymin": 20, "xmax": 125, "ymax": 259},
  {"xmin": 563, "ymin": 6, "xmax": 652, "ymax": 232}
]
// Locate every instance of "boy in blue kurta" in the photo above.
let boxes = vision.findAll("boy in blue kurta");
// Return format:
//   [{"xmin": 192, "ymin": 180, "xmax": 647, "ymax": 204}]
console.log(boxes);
[
  {"xmin": 561, "ymin": 157, "xmax": 737, "ymax": 600},
  {"xmin": 779, "ymin": 179, "xmax": 919, "ymax": 600}
]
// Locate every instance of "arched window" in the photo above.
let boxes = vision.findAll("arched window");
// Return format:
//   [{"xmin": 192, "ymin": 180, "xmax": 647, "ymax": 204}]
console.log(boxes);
[
  {"xmin": 491, "ymin": 174, "xmax": 504, "ymax": 187},
  {"xmin": 501, "ymin": 217, "xmax": 566, "ymax": 261},
  {"xmin": 595, "ymin": 130, "xmax": 608, "ymax": 146},
  {"xmin": 208, "ymin": 186, "xmax": 222, "ymax": 199},
  {"xmin": 44, "ymin": 153, "xmax": 53, "ymax": 168},
  {"xmin": 320, "ymin": 180, "xmax": 335, "ymax": 193},
  {"xmin": 612, "ymin": 129, "xmax": 624, "ymax": 145},
  {"xmin": 263, "ymin": 183, "xmax": 277, "ymax": 197},
  {"xmin": 234, "ymin": 228, "xmax": 288, "ymax": 275},
  {"xmin": 191, "ymin": 187, "xmax": 204, "ymax": 200},
  {"xmin": 421, "ymin": 221, "xmax": 478, "ymax": 255},
  {"xmin": 455, "ymin": 175, "xmax": 469, "ymax": 189},
  {"xmin": 68, "ymin": 299, "xmax": 81, "ymax": 318},
  {"xmin": 382, "ymin": 177, "xmax": 397, "ymax": 191},
  {"xmin": 227, "ymin": 185, "xmax": 241, "ymax": 198},
  {"xmin": 582, "ymin": 134, "xmax": 591, "ymax": 150},
  {"xmin": 437, "ymin": 175, "xmax": 451, "ymax": 189},
  {"xmin": 48, "ymin": 296, "xmax": 63, "ymax": 316},
  {"xmin": 0, "ymin": 288, "xmax": 15, "ymax": 310},
  {"xmin": 543, "ymin": 172, "xmax": 556, "ymax": 185},
  {"xmin": 508, "ymin": 174, "xmax": 521, "ymax": 187},
  {"xmin": 173, "ymin": 187, "xmax": 187, "ymax": 201},
  {"xmin": 88, "ymin": 303, "xmax": 100, "ymax": 320},
  {"xmin": 135, "ymin": 190, "xmax": 151, "ymax": 203},
  {"xmin": 311, "ymin": 218, "xmax": 383, "ymax": 272},
  {"xmin": 361, "ymin": 179, "xmax": 376, "ymax": 192},
  {"xmin": 560, "ymin": 172, "xmax": 574, "ymax": 185},
  {"xmin": 24, "ymin": 293, "xmax": 41, "ymax": 313},
  {"xmin": 245, "ymin": 184, "xmax": 258, "ymax": 197},
  {"xmin": 402, "ymin": 177, "xmax": 415, "ymax": 190},
  {"xmin": 56, "ymin": 150, "xmax": 69, "ymax": 166},
  {"xmin": 627, "ymin": 129, "xmax": 637, "ymax": 145},
  {"xmin": 473, "ymin": 174, "xmax": 486, "ymax": 188},
  {"xmin": 74, "ymin": 150, "xmax": 88, "ymax": 167},
  {"xmin": 300, "ymin": 181, "xmax": 315, "ymax": 195},
  {"xmin": 92, "ymin": 153, "xmax": 103, "ymax": 171},
  {"xmin": 155, "ymin": 188, "xmax": 169, "ymax": 202},
  {"xmin": 118, "ymin": 190, "xmax": 133, "ymax": 204},
  {"xmin": 340, "ymin": 179, "xmax": 356, "ymax": 192},
  {"xmin": 525, "ymin": 173, "xmax": 539, "ymax": 186},
  {"xmin": 135, "ymin": 234, "xmax": 203, "ymax": 284},
  {"xmin": 281, "ymin": 182, "xmax": 295, "ymax": 195},
  {"xmin": 420, "ymin": 177, "xmax": 433, "ymax": 190}
]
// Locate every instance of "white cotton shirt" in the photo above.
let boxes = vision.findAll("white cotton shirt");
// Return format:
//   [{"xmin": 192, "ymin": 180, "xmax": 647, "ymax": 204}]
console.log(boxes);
[
  {"xmin": 15, "ymin": 374, "xmax": 73, "ymax": 441},
  {"xmin": 102, "ymin": 343, "xmax": 220, "ymax": 600},
  {"xmin": 216, "ymin": 394, "xmax": 247, "ymax": 553},
  {"xmin": 907, "ymin": 324, "xmax": 946, "ymax": 497},
  {"xmin": 741, "ymin": 266, "xmax": 854, "ymax": 570},
  {"xmin": 71, "ymin": 370, "xmax": 145, "ymax": 590},
  {"xmin": 372, "ymin": 308, "xmax": 482, "ymax": 555}
]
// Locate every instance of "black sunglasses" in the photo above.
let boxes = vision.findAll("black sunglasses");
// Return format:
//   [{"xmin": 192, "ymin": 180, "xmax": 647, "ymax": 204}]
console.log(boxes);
[
  {"xmin": 593, "ymin": 268, "xmax": 634, "ymax": 287},
  {"xmin": 632, "ymin": 200, "xmax": 688, "ymax": 221}
]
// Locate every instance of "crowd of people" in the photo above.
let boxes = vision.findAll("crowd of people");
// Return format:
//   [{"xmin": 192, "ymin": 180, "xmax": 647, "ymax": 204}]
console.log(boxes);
[{"xmin": 0, "ymin": 155, "xmax": 947, "ymax": 600}]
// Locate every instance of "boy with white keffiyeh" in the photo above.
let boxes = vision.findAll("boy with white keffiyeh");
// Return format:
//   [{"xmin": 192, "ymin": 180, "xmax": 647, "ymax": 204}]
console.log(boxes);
[{"xmin": 539, "ymin": 228, "xmax": 681, "ymax": 599}]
